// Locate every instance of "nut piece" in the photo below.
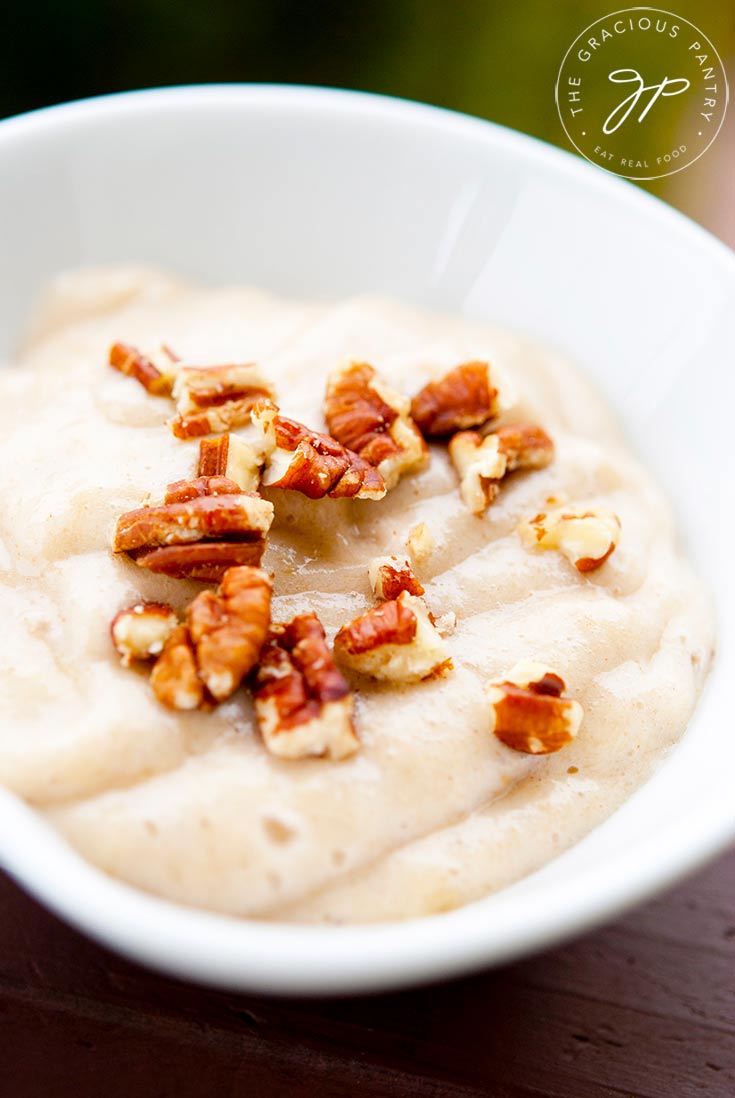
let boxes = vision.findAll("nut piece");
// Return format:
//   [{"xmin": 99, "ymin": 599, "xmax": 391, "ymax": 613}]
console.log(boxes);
[
  {"xmin": 486, "ymin": 659, "xmax": 583, "ymax": 755},
  {"xmin": 410, "ymin": 361, "xmax": 500, "ymax": 437},
  {"xmin": 114, "ymin": 492, "xmax": 273, "ymax": 551},
  {"xmin": 254, "ymin": 614, "xmax": 359, "ymax": 760},
  {"xmin": 495, "ymin": 424, "xmax": 556, "ymax": 472},
  {"xmin": 171, "ymin": 364, "xmax": 276, "ymax": 439},
  {"xmin": 150, "ymin": 624, "xmax": 205, "ymax": 711},
  {"xmin": 187, "ymin": 566, "xmax": 272, "ymax": 701},
  {"xmin": 449, "ymin": 431, "xmax": 506, "ymax": 514},
  {"xmin": 251, "ymin": 400, "xmax": 386, "ymax": 500},
  {"xmin": 198, "ymin": 434, "xmax": 262, "ymax": 492},
  {"xmin": 110, "ymin": 602, "xmax": 179, "ymax": 667},
  {"xmin": 130, "ymin": 541, "xmax": 267, "ymax": 583},
  {"xmin": 368, "ymin": 555, "xmax": 425, "ymax": 600},
  {"xmin": 518, "ymin": 506, "xmax": 621, "ymax": 572},
  {"xmin": 334, "ymin": 591, "xmax": 451, "ymax": 683},
  {"xmin": 113, "ymin": 485, "xmax": 274, "ymax": 581},
  {"xmin": 163, "ymin": 476, "xmax": 243, "ymax": 503},
  {"xmin": 325, "ymin": 362, "xmax": 428, "ymax": 490},
  {"xmin": 407, "ymin": 522, "xmax": 435, "ymax": 562},
  {"xmin": 142, "ymin": 568, "xmax": 272, "ymax": 709},
  {"xmin": 109, "ymin": 342, "xmax": 180, "ymax": 396},
  {"xmin": 449, "ymin": 424, "xmax": 554, "ymax": 515}
]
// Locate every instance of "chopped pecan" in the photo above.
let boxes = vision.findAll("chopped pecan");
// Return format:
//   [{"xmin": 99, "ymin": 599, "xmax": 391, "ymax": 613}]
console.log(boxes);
[
  {"xmin": 448, "ymin": 431, "xmax": 505, "ymax": 514},
  {"xmin": 325, "ymin": 362, "xmax": 428, "ymax": 489},
  {"xmin": 187, "ymin": 566, "xmax": 272, "ymax": 701},
  {"xmin": 254, "ymin": 613, "xmax": 359, "ymax": 760},
  {"xmin": 486, "ymin": 660, "xmax": 583, "ymax": 754},
  {"xmin": 334, "ymin": 591, "xmax": 451, "ymax": 683},
  {"xmin": 131, "ymin": 540, "xmax": 268, "ymax": 583},
  {"xmin": 124, "ymin": 568, "xmax": 272, "ymax": 709},
  {"xmin": 110, "ymin": 602, "xmax": 178, "ymax": 667},
  {"xmin": 406, "ymin": 522, "xmax": 435, "ymax": 562},
  {"xmin": 251, "ymin": 400, "xmax": 386, "ymax": 500},
  {"xmin": 114, "ymin": 492, "xmax": 273, "ymax": 551},
  {"xmin": 198, "ymin": 433, "xmax": 262, "ymax": 492},
  {"xmin": 109, "ymin": 342, "xmax": 180, "ymax": 396},
  {"xmin": 113, "ymin": 486, "xmax": 274, "ymax": 581},
  {"xmin": 197, "ymin": 434, "xmax": 229, "ymax": 476},
  {"xmin": 518, "ymin": 506, "xmax": 621, "ymax": 572},
  {"xmin": 495, "ymin": 424, "xmax": 556, "ymax": 472},
  {"xmin": 150, "ymin": 624, "xmax": 205, "ymax": 711},
  {"xmin": 368, "ymin": 555, "xmax": 425, "ymax": 600},
  {"xmin": 410, "ymin": 361, "xmax": 500, "ymax": 437},
  {"xmin": 171, "ymin": 364, "xmax": 276, "ymax": 439},
  {"xmin": 163, "ymin": 476, "xmax": 242, "ymax": 503},
  {"xmin": 449, "ymin": 423, "xmax": 554, "ymax": 515}
]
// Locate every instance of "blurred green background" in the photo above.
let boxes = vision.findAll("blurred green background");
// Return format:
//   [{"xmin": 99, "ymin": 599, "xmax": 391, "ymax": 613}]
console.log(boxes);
[{"xmin": 3, "ymin": 0, "xmax": 732, "ymax": 243}]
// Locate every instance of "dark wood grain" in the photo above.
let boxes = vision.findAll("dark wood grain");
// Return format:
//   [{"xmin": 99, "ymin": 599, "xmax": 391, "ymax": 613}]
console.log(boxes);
[{"xmin": 0, "ymin": 848, "xmax": 732, "ymax": 1098}]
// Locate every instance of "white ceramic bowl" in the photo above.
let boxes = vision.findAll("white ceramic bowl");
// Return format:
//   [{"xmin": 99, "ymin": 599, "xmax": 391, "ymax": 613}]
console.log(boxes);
[{"xmin": 0, "ymin": 86, "xmax": 733, "ymax": 995}]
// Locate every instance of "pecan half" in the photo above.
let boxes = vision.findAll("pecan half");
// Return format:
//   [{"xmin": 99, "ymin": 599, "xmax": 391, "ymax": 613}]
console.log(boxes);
[
  {"xmin": 109, "ymin": 342, "xmax": 180, "ymax": 396},
  {"xmin": 368, "ymin": 555, "xmax": 425, "ymax": 600},
  {"xmin": 334, "ymin": 591, "xmax": 451, "ymax": 683},
  {"xmin": 449, "ymin": 423, "xmax": 554, "ymax": 515},
  {"xmin": 518, "ymin": 506, "xmax": 621, "ymax": 573},
  {"xmin": 113, "ymin": 485, "xmax": 274, "ymax": 581},
  {"xmin": 187, "ymin": 566, "xmax": 272, "ymax": 701},
  {"xmin": 410, "ymin": 361, "xmax": 500, "ymax": 437},
  {"xmin": 251, "ymin": 400, "xmax": 386, "ymax": 500},
  {"xmin": 110, "ymin": 602, "xmax": 178, "ymax": 667},
  {"xmin": 198, "ymin": 433, "xmax": 262, "ymax": 492},
  {"xmin": 150, "ymin": 624, "xmax": 205, "ymax": 711},
  {"xmin": 254, "ymin": 613, "xmax": 359, "ymax": 760},
  {"xmin": 325, "ymin": 362, "xmax": 428, "ymax": 490},
  {"xmin": 486, "ymin": 660, "xmax": 583, "ymax": 754},
  {"xmin": 171, "ymin": 364, "xmax": 276, "ymax": 439}
]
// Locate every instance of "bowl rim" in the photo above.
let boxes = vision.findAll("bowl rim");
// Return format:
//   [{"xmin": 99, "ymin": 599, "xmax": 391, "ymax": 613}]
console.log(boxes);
[
  {"xmin": 0, "ymin": 84, "xmax": 733, "ymax": 995},
  {"xmin": 1, "ymin": 82, "xmax": 734, "ymax": 264}
]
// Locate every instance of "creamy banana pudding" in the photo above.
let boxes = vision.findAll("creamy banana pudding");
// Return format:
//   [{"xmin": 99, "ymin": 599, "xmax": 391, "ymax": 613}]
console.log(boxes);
[{"xmin": 0, "ymin": 267, "xmax": 714, "ymax": 922}]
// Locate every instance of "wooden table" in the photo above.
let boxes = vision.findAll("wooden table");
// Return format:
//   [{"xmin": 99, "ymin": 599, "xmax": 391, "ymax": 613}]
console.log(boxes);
[{"xmin": 1, "ymin": 847, "xmax": 732, "ymax": 1097}]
